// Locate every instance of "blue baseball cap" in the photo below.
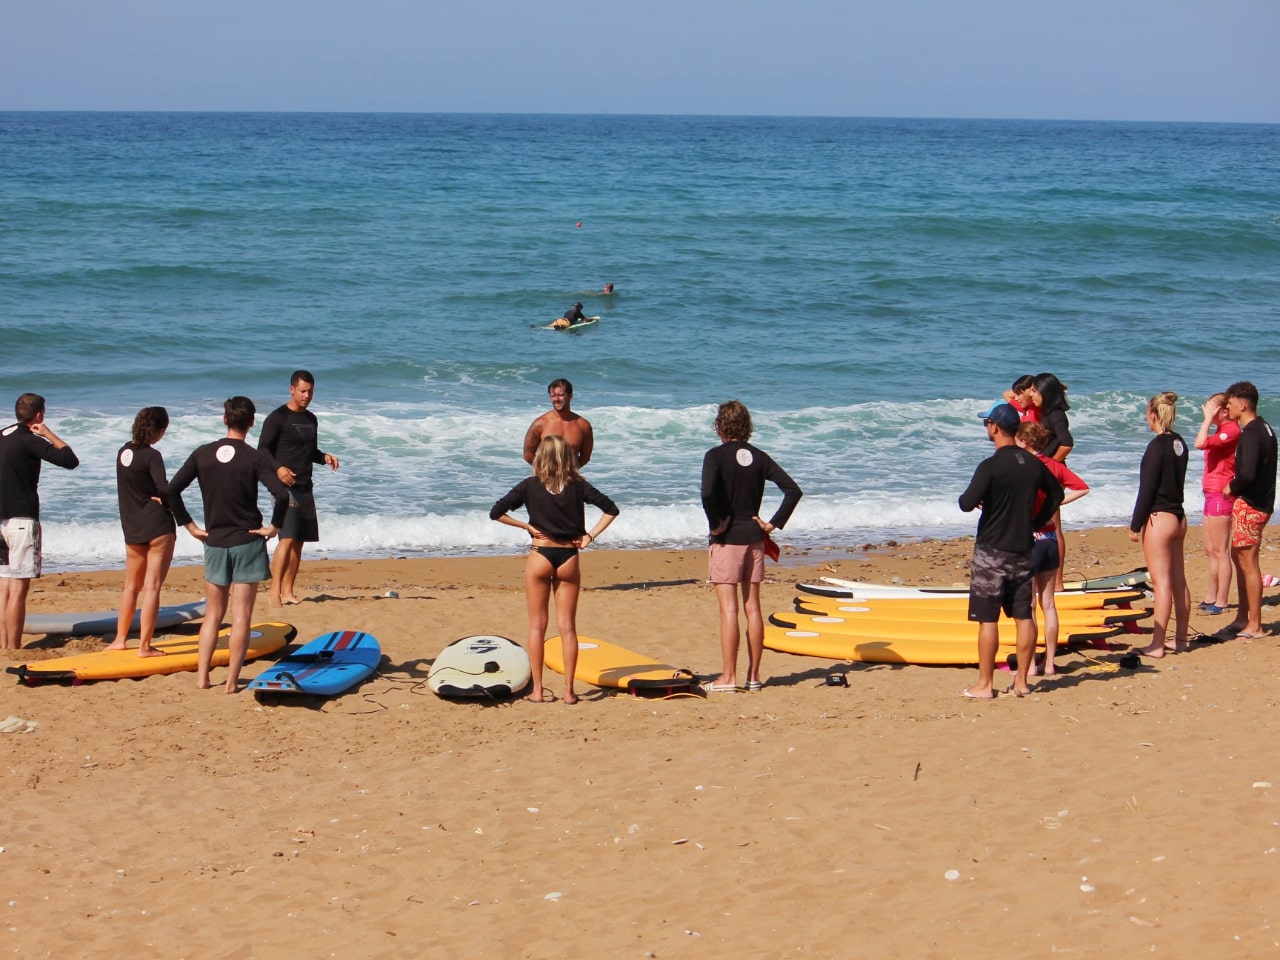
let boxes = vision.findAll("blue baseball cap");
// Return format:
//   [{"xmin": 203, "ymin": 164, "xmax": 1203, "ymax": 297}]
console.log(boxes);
[{"xmin": 978, "ymin": 402, "xmax": 1021, "ymax": 433}]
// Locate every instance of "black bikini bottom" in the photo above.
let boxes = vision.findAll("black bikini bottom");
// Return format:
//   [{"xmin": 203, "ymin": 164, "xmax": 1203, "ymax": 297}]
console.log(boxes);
[{"xmin": 533, "ymin": 546, "xmax": 579, "ymax": 570}]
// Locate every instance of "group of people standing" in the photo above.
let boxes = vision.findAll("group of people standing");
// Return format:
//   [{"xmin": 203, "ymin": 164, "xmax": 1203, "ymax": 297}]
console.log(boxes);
[
  {"xmin": 3, "ymin": 373, "xmax": 1273, "ymax": 703},
  {"xmin": 0, "ymin": 371, "xmax": 804, "ymax": 706},
  {"xmin": 1126, "ymin": 382, "xmax": 1277, "ymax": 658},
  {"xmin": 492, "ymin": 380, "xmax": 802, "ymax": 702},
  {"xmin": 960, "ymin": 376, "xmax": 1276, "ymax": 700},
  {"xmin": 0, "ymin": 374, "xmax": 338, "ymax": 695}
]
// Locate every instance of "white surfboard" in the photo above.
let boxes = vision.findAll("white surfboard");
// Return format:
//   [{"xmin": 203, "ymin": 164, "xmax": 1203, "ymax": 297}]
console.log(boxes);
[{"xmin": 428, "ymin": 635, "xmax": 532, "ymax": 700}]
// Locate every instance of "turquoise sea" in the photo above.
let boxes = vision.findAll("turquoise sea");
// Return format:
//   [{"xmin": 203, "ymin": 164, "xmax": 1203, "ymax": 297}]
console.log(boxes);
[{"xmin": 1, "ymin": 112, "xmax": 1278, "ymax": 570}]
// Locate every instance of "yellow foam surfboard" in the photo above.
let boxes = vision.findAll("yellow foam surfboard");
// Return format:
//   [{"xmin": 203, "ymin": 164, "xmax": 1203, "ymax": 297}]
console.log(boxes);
[
  {"xmin": 8, "ymin": 622, "xmax": 296, "ymax": 684},
  {"xmin": 793, "ymin": 594, "xmax": 1148, "ymax": 628},
  {"xmin": 770, "ymin": 610, "xmax": 1121, "ymax": 646},
  {"xmin": 543, "ymin": 635, "xmax": 698, "ymax": 694},
  {"xmin": 764, "ymin": 623, "xmax": 1035, "ymax": 665}
]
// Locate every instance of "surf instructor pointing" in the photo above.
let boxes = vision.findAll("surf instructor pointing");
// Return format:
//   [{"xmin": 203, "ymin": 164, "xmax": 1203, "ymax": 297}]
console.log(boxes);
[
  {"xmin": 258, "ymin": 370, "xmax": 340, "ymax": 606},
  {"xmin": 523, "ymin": 379, "xmax": 593, "ymax": 467}
]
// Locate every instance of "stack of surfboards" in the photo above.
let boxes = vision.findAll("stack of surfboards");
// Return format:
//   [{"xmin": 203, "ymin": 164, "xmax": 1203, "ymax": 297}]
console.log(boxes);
[
  {"xmin": 766, "ymin": 575, "xmax": 1151, "ymax": 666},
  {"xmin": 794, "ymin": 569, "xmax": 1153, "ymax": 601}
]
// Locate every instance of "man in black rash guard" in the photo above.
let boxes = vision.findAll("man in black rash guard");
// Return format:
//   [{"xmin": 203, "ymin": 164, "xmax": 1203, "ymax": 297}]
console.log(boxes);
[
  {"xmin": 0, "ymin": 393, "xmax": 79, "ymax": 649},
  {"xmin": 167, "ymin": 396, "xmax": 290, "ymax": 693},
  {"xmin": 258, "ymin": 370, "xmax": 340, "ymax": 606},
  {"xmin": 958, "ymin": 402, "xmax": 1062, "ymax": 700},
  {"xmin": 1221, "ymin": 380, "xmax": 1277, "ymax": 639}
]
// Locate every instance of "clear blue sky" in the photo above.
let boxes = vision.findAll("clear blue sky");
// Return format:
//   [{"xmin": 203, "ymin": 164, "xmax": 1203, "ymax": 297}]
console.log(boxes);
[{"xmin": 3, "ymin": 0, "xmax": 1276, "ymax": 121}]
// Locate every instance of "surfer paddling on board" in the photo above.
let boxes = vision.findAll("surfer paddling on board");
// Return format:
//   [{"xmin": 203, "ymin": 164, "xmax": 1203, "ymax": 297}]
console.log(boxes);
[
  {"xmin": 523, "ymin": 379, "xmax": 594, "ymax": 467},
  {"xmin": 258, "ymin": 370, "xmax": 340, "ymax": 607},
  {"xmin": 550, "ymin": 302, "xmax": 591, "ymax": 330},
  {"xmin": 167, "ymin": 397, "xmax": 291, "ymax": 693},
  {"xmin": 0, "ymin": 393, "xmax": 80, "ymax": 650},
  {"xmin": 491, "ymin": 435, "xmax": 619, "ymax": 704}
]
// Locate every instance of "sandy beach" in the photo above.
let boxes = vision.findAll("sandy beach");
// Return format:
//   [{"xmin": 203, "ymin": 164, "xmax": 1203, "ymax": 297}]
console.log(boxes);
[{"xmin": 3, "ymin": 525, "xmax": 1278, "ymax": 959}]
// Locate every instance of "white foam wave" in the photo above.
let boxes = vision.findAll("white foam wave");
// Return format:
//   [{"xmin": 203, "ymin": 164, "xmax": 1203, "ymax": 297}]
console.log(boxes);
[
  {"xmin": 38, "ymin": 483, "xmax": 1171, "ymax": 572},
  {"xmin": 31, "ymin": 389, "xmax": 1213, "ymax": 571}
]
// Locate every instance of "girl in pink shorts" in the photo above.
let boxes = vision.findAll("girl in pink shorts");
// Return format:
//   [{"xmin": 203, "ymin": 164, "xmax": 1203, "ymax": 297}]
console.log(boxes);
[{"xmin": 1194, "ymin": 393, "xmax": 1239, "ymax": 613}]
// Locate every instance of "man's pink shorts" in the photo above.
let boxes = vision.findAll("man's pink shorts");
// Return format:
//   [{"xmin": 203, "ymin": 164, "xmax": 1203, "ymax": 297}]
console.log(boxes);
[{"xmin": 708, "ymin": 542, "xmax": 765, "ymax": 585}]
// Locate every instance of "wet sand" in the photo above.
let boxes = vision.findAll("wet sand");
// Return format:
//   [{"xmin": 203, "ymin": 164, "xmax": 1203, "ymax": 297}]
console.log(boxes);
[{"xmin": 3, "ymin": 525, "xmax": 1278, "ymax": 959}]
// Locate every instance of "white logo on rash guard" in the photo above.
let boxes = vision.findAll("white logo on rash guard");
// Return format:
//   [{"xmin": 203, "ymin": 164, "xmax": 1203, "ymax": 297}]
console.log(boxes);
[
  {"xmin": 1, "ymin": 425, "xmax": 16, "ymax": 437},
  {"xmin": 736, "ymin": 448, "xmax": 754, "ymax": 467},
  {"xmin": 1173, "ymin": 439, "xmax": 1186, "ymax": 457},
  {"xmin": 120, "ymin": 448, "xmax": 134, "ymax": 467},
  {"xmin": 215, "ymin": 444, "xmax": 236, "ymax": 463}
]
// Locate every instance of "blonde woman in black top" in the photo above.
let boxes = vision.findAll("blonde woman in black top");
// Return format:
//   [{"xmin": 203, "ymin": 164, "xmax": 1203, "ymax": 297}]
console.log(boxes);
[
  {"xmin": 492, "ymin": 436, "xmax": 619, "ymax": 704},
  {"xmin": 1129, "ymin": 392, "xmax": 1189, "ymax": 657}
]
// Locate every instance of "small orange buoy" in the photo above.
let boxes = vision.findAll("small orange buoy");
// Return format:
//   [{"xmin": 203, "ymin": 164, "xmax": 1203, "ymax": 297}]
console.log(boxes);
[{"xmin": 576, "ymin": 222, "xmax": 582, "ymax": 228}]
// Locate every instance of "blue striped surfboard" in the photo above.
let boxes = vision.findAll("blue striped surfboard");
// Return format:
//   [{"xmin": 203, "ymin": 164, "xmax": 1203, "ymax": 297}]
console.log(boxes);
[{"xmin": 247, "ymin": 630, "xmax": 381, "ymax": 697}]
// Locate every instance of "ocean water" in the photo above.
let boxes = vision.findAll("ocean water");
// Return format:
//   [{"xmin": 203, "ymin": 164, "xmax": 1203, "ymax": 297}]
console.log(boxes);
[{"xmin": 1, "ymin": 112, "xmax": 1278, "ymax": 571}]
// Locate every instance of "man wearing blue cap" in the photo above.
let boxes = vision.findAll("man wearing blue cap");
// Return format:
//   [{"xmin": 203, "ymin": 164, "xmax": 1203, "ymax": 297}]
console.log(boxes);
[{"xmin": 958, "ymin": 402, "xmax": 1063, "ymax": 699}]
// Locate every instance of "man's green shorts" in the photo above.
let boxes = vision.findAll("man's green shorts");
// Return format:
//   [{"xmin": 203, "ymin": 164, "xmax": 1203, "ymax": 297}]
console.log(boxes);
[{"xmin": 203, "ymin": 540, "xmax": 269, "ymax": 586}]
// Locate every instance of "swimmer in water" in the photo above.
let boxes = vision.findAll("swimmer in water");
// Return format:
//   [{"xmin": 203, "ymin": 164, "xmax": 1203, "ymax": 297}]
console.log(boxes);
[{"xmin": 523, "ymin": 379, "xmax": 593, "ymax": 467}]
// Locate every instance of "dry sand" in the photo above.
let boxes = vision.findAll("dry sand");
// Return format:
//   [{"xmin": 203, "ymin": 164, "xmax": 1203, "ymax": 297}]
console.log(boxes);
[{"xmin": 2, "ymin": 525, "xmax": 1278, "ymax": 959}]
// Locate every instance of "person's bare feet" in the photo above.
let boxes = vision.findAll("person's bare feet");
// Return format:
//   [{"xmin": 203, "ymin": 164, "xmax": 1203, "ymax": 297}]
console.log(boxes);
[
  {"xmin": 105, "ymin": 641, "xmax": 129, "ymax": 651},
  {"xmin": 1136, "ymin": 643, "xmax": 1167, "ymax": 659},
  {"xmin": 137, "ymin": 646, "xmax": 167, "ymax": 658},
  {"xmin": 563, "ymin": 690, "xmax": 579, "ymax": 705}
]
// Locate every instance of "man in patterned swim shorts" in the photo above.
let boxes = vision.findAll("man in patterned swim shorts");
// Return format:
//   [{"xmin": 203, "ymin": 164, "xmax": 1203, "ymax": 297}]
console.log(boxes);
[
  {"xmin": 957, "ymin": 403, "xmax": 1062, "ymax": 699},
  {"xmin": 1222, "ymin": 381, "xmax": 1277, "ymax": 639}
]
